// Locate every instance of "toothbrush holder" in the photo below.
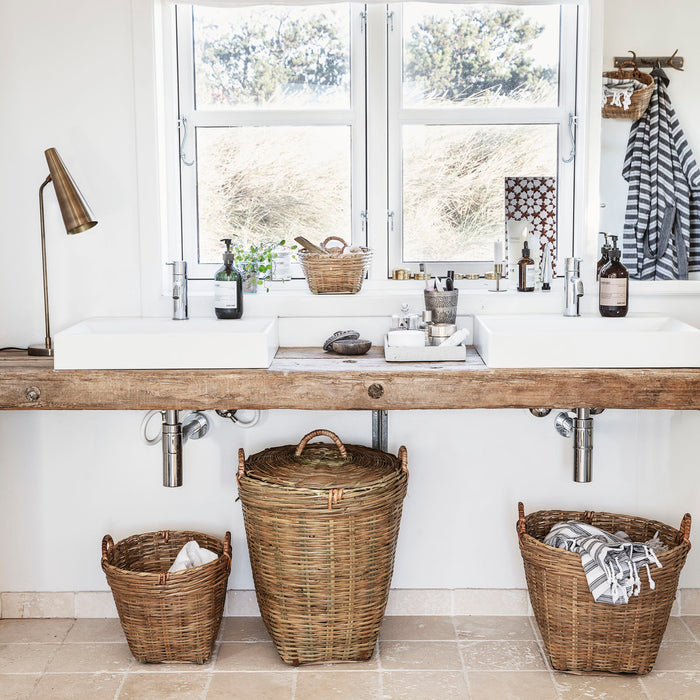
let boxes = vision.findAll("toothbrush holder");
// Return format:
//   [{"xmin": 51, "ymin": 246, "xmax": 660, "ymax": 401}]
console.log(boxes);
[{"xmin": 424, "ymin": 289, "xmax": 458, "ymax": 325}]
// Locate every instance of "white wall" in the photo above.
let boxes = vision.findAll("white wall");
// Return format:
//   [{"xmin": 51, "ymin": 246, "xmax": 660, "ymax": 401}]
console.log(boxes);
[{"xmin": 1, "ymin": 0, "xmax": 700, "ymax": 596}]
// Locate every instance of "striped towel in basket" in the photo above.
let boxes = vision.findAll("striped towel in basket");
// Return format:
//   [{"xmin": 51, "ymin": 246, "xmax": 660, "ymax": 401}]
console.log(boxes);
[{"xmin": 544, "ymin": 521, "xmax": 663, "ymax": 605}]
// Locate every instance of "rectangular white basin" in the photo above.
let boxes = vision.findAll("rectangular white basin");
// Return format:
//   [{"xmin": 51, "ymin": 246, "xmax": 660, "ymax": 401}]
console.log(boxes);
[
  {"xmin": 54, "ymin": 317, "xmax": 278, "ymax": 369},
  {"xmin": 473, "ymin": 314, "xmax": 700, "ymax": 368}
]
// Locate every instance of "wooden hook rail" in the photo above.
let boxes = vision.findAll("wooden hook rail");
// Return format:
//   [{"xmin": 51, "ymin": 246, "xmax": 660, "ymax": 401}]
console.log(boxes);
[{"xmin": 614, "ymin": 49, "xmax": 684, "ymax": 71}]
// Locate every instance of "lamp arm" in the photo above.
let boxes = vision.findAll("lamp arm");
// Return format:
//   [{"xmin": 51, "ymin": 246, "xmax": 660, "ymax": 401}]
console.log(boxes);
[{"xmin": 38, "ymin": 175, "xmax": 52, "ymax": 351}]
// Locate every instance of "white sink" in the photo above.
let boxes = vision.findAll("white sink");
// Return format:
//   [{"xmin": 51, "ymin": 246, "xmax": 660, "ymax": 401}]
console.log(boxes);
[
  {"xmin": 473, "ymin": 314, "xmax": 700, "ymax": 368},
  {"xmin": 53, "ymin": 317, "xmax": 278, "ymax": 369}
]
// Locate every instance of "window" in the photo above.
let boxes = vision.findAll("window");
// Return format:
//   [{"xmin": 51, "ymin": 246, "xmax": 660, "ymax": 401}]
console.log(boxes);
[{"xmin": 170, "ymin": 2, "xmax": 580, "ymax": 281}]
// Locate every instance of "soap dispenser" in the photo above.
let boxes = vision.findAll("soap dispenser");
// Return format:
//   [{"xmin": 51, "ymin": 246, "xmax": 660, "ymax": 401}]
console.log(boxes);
[
  {"xmin": 599, "ymin": 234, "xmax": 628, "ymax": 317},
  {"xmin": 214, "ymin": 238, "xmax": 243, "ymax": 319},
  {"xmin": 596, "ymin": 232, "xmax": 611, "ymax": 280},
  {"xmin": 517, "ymin": 241, "xmax": 535, "ymax": 292}
]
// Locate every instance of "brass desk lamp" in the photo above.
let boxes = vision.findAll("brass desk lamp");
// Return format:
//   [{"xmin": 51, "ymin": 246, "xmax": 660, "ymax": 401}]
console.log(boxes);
[{"xmin": 28, "ymin": 148, "xmax": 97, "ymax": 356}]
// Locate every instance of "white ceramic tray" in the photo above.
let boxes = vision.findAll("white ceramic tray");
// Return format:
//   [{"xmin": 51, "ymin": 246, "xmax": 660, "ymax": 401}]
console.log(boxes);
[{"xmin": 383, "ymin": 336, "xmax": 467, "ymax": 362}]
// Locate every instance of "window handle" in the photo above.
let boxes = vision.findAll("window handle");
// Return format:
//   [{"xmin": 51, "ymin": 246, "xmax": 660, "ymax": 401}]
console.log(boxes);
[
  {"xmin": 179, "ymin": 117, "xmax": 195, "ymax": 167},
  {"xmin": 387, "ymin": 210, "xmax": 395, "ymax": 232},
  {"xmin": 562, "ymin": 113, "xmax": 577, "ymax": 164}
]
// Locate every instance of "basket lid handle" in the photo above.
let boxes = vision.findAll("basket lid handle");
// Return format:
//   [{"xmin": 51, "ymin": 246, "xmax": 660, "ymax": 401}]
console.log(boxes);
[
  {"xmin": 680, "ymin": 513, "xmax": 692, "ymax": 544},
  {"xmin": 101, "ymin": 534, "xmax": 114, "ymax": 564},
  {"xmin": 295, "ymin": 429, "xmax": 348, "ymax": 458},
  {"xmin": 322, "ymin": 236, "xmax": 348, "ymax": 254},
  {"xmin": 517, "ymin": 502, "xmax": 526, "ymax": 539}
]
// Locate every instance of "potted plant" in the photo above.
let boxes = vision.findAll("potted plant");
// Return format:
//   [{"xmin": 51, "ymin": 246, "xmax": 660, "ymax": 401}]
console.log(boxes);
[{"xmin": 232, "ymin": 239, "xmax": 289, "ymax": 293}]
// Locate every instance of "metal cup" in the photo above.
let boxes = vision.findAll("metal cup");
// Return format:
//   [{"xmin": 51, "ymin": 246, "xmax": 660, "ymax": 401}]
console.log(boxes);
[{"xmin": 423, "ymin": 289, "xmax": 458, "ymax": 325}]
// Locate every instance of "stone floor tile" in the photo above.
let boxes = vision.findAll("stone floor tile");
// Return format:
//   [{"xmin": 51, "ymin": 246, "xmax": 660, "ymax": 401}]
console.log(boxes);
[
  {"xmin": 206, "ymin": 672, "xmax": 293, "ymax": 700},
  {"xmin": 469, "ymin": 671, "xmax": 557, "ymax": 700},
  {"xmin": 64, "ymin": 618, "xmax": 125, "ymax": 643},
  {"xmin": 295, "ymin": 671, "xmax": 380, "ymax": 699},
  {"xmin": 0, "ymin": 674, "xmax": 39, "ymax": 700},
  {"xmin": 663, "ymin": 616, "xmax": 695, "ymax": 642},
  {"xmin": 0, "ymin": 644, "xmax": 59, "ymax": 674},
  {"xmin": 33, "ymin": 672, "xmax": 123, "ymax": 700},
  {"xmin": 680, "ymin": 616, "xmax": 700, "ymax": 641},
  {"xmin": 654, "ymin": 642, "xmax": 700, "ymax": 671},
  {"xmin": 118, "ymin": 672, "xmax": 209, "ymax": 699},
  {"xmin": 0, "ymin": 619, "xmax": 73, "ymax": 644},
  {"xmin": 380, "ymin": 616, "xmax": 456, "ymax": 641},
  {"xmin": 641, "ymin": 671, "xmax": 700, "ymax": 699},
  {"xmin": 382, "ymin": 670, "xmax": 468, "ymax": 700},
  {"xmin": 553, "ymin": 673, "xmax": 645, "ymax": 699},
  {"xmin": 214, "ymin": 641, "xmax": 291, "ymax": 672},
  {"xmin": 454, "ymin": 615, "xmax": 535, "ymax": 641},
  {"xmin": 218, "ymin": 616, "xmax": 271, "ymax": 642},
  {"xmin": 460, "ymin": 640, "xmax": 547, "ymax": 671},
  {"xmin": 379, "ymin": 641, "xmax": 462, "ymax": 670},
  {"xmin": 44, "ymin": 642, "xmax": 134, "ymax": 673}
]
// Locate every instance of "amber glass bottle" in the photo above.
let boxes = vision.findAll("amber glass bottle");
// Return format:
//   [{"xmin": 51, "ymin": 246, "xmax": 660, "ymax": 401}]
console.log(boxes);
[
  {"xmin": 517, "ymin": 242, "xmax": 535, "ymax": 292},
  {"xmin": 599, "ymin": 235, "xmax": 628, "ymax": 317},
  {"xmin": 596, "ymin": 232, "xmax": 611, "ymax": 281}
]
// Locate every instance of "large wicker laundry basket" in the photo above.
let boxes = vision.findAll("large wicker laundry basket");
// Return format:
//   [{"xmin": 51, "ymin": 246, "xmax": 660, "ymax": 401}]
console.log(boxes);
[
  {"xmin": 102, "ymin": 530, "xmax": 231, "ymax": 663},
  {"xmin": 237, "ymin": 429, "xmax": 408, "ymax": 665},
  {"xmin": 517, "ymin": 502, "xmax": 691, "ymax": 675}
]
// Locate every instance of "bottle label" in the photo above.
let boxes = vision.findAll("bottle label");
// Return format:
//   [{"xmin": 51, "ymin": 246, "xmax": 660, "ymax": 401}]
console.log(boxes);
[
  {"xmin": 214, "ymin": 281, "xmax": 238, "ymax": 309},
  {"xmin": 599, "ymin": 277, "xmax": 627, "ymax": 306},
  {"xmin": 525, "ymin": 264, "xmax": 535, "ymax": 288}
]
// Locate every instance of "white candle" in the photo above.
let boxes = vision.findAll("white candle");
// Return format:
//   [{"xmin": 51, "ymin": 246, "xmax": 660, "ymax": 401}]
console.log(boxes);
[{"xmin": 494, "ymin": 240, "xmax": 504, "ymax": 263}]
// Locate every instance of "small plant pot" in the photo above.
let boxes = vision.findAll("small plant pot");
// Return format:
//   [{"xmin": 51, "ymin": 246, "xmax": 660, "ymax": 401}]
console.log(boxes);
[{"xmin": 242, "ymin": 274, "xmax": 258, "ymax": 294}]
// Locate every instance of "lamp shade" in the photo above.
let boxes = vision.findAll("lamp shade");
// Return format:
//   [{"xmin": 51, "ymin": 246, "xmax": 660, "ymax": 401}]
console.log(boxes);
[{"xmin": 44, "ymin": 148, "xmax": 97, "ymax": 234}]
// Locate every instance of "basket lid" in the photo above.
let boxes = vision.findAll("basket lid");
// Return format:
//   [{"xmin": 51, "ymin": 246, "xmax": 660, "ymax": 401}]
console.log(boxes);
[{"xmin": 242, "ymin": 429, "xmax": 402, "ymax": 489}]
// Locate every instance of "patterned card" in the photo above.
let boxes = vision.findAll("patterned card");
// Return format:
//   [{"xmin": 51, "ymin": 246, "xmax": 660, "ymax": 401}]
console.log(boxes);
[{"xmin": 504, "ymin": 177, "xmax": 557, "ymax": 276}]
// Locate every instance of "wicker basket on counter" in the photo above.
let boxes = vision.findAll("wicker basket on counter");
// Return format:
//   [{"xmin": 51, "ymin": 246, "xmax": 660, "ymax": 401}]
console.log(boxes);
[
  {"xmin": 602, "ymin": 61, "xmax": 654, "ymax": 120},
  {"xmin": 102, "ymin": 530, "xmax": 231, "ymax": 664},
  {"xmin": 517, "ymin": 502, "xmax": 691, "ymax": 675},
  {"xmin": 299, "ymin": 236, "xmax": 372, "ymax": 294},
  {"xmin": 237, "ymin": 429, "xmax": 408, "ymax": 665}
]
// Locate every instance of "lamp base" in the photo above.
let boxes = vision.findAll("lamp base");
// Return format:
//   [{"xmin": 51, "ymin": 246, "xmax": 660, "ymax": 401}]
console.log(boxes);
[{"xmin": 28, "ymin": 343, "xmax": 54, "ymax": 357}]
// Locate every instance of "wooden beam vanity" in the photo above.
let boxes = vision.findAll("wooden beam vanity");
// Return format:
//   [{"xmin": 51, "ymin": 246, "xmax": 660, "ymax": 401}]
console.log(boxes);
[{"xmin": 1, "ymin": 348, "xmax": 699, "ymax": 411}]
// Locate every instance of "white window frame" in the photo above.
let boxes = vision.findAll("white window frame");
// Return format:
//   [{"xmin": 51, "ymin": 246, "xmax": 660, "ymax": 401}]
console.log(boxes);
[
  {"xmin": 383, "ymin": 3, "xmax": 580, "ymax": 277},
  {"xmin": 173, "ymin": 3, "xmax": 367, "ymax": 280}
]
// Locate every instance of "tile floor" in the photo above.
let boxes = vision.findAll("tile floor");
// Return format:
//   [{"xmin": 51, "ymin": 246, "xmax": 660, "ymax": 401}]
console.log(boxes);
[{"xmin": 1, "ymin": 615, "xmax": 700, "ymax": 699}]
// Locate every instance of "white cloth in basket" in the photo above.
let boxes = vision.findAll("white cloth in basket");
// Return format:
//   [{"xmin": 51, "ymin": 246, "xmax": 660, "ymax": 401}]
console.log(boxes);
[
  {"xmin": 602, "ymin": 78, "xmax": 646, "ymax": 110},
  {"xmin": 168, "ymin": 540, "xmax": 218, "ymax": 573}
]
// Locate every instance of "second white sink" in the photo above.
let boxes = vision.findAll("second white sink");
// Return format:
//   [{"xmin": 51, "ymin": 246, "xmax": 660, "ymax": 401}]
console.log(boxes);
[
  {"xmin": 54, "ymin": 317, "xmax": 279, "ymax": 369},
  {"xmin": 473, "ymin": 314, "xmax": 700, "ymax": 368}
]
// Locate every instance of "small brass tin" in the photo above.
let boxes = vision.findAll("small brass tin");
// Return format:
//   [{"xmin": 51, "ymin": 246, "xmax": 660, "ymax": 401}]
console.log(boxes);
[{"xmin": 464, "ymin": 273, "xmax": 480, "ymax": 280}]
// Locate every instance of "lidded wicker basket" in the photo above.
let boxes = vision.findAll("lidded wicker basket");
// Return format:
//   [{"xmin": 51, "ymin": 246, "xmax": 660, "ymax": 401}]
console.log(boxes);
[
  {"xmin": 101, "ymin": 530, "xmax": 231, "ymax": 664},
  {"xmin": 517, "ymin": 502, "xmax": 691, "ymax": 675},
  {"xmin": 602, "ymin": 61, "xmax": 654, "ymax": 120},
  {"xmin": 299, "ymin": 236, "xmax": 372, "ymax": 294},
  {"xmin": 237, "ymin": 429, "xmax": 408, "ymax": 665}
]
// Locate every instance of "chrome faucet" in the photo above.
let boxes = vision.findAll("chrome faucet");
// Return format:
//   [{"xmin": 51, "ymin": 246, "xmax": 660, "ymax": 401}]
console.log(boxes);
[
  {"xmin": 167, "ymin": 261, "xmax": 188, "ymax": 320},
  {"xmin": 563, "ymin": 257, "xmax": 583, "ymax": 317}
]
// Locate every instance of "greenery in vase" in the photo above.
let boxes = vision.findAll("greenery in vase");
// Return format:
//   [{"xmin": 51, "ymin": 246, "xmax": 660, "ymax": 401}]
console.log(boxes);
[{"xmin": 231, "ymin": 238, "xmax": 295, "ymax": 290}]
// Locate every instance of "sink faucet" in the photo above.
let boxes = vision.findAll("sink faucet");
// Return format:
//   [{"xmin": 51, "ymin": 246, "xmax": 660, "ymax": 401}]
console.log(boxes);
[
  {"xmin": 563, "ymin": 257, "xmax": 583, "ymax": 317},
  {"xmin": 167, "ymin": 261, "xmax": 188, "ymax": 320}
]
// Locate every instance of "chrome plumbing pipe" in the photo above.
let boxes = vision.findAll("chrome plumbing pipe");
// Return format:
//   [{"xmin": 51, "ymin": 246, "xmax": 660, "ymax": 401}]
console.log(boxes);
[
  {"xmin": 572, "ymin": 408, "xmax": 593, "ymax": 483},
  {"xmin": 162, "ymin": 409, "xmax": 183, "ymax": 488}
]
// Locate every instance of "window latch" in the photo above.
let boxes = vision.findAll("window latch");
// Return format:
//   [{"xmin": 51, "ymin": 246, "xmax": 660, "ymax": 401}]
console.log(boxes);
[
  {"xmin": 179, "ymin": 117, "xmax": 195, "ymax": 167},
  {"xmin": 562, "ymin": 113, "xmax": 577, "ymax": 164},
  {"xmin": 387, "ymin": 210, "xmax": 395, "ymax": 232},
  {"xmin": 386, "ymin": 10, "xmax": 394, "ymax": 32},
  {"xmin": 360, "ymin": 210, "xmax": 368, "ymax": 234}
]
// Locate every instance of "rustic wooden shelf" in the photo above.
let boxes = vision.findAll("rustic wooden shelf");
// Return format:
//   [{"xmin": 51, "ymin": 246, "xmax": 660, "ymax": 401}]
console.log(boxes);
[{"xmin": 1, "ymin": 347, "xmax": 700, "ymax": 411}]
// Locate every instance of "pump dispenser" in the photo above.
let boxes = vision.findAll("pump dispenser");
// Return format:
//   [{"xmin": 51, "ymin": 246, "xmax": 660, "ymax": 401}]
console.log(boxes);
[
  {"xmin": 214, "ymin": 238, "xmax": 243, "ymax": 319},
  {"xmin": 517, "ymin": 241, "xmax": 535, "ymax": 292},
  {"xmin": 599, "ymin": 234, "xmax": 628, "ymax": 317},
  {"xmin": 596, "ymin": 233, "xmax": 611, "ymax": 280}
]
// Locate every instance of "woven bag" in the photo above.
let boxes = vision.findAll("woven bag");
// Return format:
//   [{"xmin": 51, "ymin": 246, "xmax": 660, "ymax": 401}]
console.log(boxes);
[
  {"xmin": 602, "ymin": 61, "xmax": 654, "ymax": 120},
  {"xmin": 299, "ymin": 236, "xmax": 372, "ymax": 294},
  {"xmin": 237, "ymin": 429, "xmax": 408, "ymax": 665},
  {"xmin": 517, "ymin": 502, "xmax": 691, "ymax": 675},
  {"xmin": 102, "ymin": 530, "xmax": 231, "ymax": 663}
]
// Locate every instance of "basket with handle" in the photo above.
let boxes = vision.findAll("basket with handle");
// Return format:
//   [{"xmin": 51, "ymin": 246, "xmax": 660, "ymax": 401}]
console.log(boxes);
[
  {"xmin": 237, "ymin": 429, "xmax": 408, "ymax": 665},
  {"xmin": 298, "ymin": 236, "xmax": 372, "ymax": 294},
  {"xmin": 517, "ymin": 502, "xmax": 691, "ymax": 675},
  {"xmin": 602, "ymin": 61, "xmax": 654, "ymax": 120},
  {"xmin": 101, "ymin": 529, "xmax": 232, "ymax": 663}
]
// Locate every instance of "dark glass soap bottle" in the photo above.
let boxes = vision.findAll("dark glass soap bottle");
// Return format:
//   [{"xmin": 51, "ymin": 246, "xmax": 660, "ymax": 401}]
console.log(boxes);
[
  {"xmin": 517, "ymin": 241, "xmax": 535, "ymax": 292},
  {"xmin": 599, "ymin": 235, "xmax": 628, "ymax": 317},
  {"xmin": 214, "ymin": 238, "xmax": 243, "ymax": 319},
  {"xmin": 596, "ymin": 232, "xmax": 611, "ymax": 280}
]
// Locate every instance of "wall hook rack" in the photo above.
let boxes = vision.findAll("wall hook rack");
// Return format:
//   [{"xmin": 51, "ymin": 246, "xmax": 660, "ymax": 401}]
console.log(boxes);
[{"xmin": 614, "ymin": 50, "xmax": 684, "ymax": 71}]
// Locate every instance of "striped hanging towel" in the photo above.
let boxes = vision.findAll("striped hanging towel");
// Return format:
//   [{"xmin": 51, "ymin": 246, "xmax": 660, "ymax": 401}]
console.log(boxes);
[
  {"xmin": 622, "ymin": 67, "xmax": 700, "ymax": 279},
  {"xmin": 544, "ymin": 521, "xmax": 662, "ymax": 604}
]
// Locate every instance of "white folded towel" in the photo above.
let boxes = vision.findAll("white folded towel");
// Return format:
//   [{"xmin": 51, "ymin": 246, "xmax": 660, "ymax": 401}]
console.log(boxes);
[{"xmin": 168, "ymin": 540, "xmax": 218, "ymax": 573}]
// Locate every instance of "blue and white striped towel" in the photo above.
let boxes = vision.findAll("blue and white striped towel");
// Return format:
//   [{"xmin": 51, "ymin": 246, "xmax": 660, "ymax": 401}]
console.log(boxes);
[{"xmin": 544, "ymin": 521, "xmax": 663, "ymax": 605}]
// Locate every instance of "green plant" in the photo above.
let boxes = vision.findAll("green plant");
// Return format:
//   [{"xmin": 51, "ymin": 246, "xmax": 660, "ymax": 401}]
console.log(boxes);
[{"xmin": 231, "ymin": 238, "xmax": 295, "ymax": 289}]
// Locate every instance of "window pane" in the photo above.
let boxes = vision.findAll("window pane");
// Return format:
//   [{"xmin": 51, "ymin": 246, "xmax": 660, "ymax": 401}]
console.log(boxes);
[
  {"xmin": 403, "ymin": 4, "xmax": 560, "ymax": 108},
  {"xmin": 196, "ymin": 126, "xmax": 351, "ymax": 263},
  {"xmin": 193, "ymin": 5, "xmax": 351, "ymax": 110},
  {"xmin": 402, "ymin": 124, "xmax": 557, "ymax": 262}
]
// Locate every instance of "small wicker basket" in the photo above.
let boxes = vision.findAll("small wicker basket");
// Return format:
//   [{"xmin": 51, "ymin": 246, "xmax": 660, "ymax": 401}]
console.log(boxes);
[
  {"xmin": 102, "ymin": 530, "xmax": 231, "ymax": 664},
  {"xmin": 237, "ymin": 429, "xmax": 408, "ymax": 665},
  {"xmin": 299, "ymin": 236, "xmax": 372, "ymax": 294},
  {"xmin": 518, "ymin": 502, "xmax": 691, "ymax": 675},
  {"xmin": 602, "ymin": 61, "xmax": 654, "ymax": 120}
]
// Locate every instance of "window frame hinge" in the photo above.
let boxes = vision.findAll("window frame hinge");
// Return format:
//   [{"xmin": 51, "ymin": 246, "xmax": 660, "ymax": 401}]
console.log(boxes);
[
  {"xmin": 386, "ymin": 9, "xmax": 394, "ymax": 32},
  {"xmin": 360, "ymin": 10, "xmax": 367, "ymax": 33},
  {"xmin": 360, "ymin": 209, "xmax": 368, "ymax": 234}
]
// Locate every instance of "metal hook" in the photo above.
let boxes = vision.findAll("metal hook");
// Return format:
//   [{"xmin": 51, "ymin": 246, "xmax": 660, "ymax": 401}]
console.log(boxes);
[
  {"xmin": 179, "ymin": 117, "xmax": 195, "ymax": 167},
  {"xmin": 562, "ymin": 113, "xmax": 577, "ymax": 164}
]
